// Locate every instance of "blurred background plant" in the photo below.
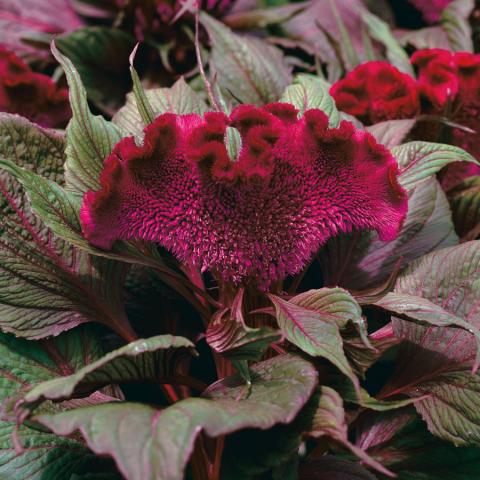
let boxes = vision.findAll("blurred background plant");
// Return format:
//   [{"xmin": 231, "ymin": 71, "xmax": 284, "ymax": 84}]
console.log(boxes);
[{"xmin": 0, "ymin": 0, "xmax": 478, "ymax": 116}]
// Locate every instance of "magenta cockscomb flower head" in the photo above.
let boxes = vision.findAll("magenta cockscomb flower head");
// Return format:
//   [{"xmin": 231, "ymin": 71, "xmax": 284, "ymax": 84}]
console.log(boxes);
[
  {"xmin": 330, "ymin": 61, "xmax": 420, "ymax": 125},
  {"xmin": 81, "ymin": 104, "xmax": 407, "ymax": 288}
]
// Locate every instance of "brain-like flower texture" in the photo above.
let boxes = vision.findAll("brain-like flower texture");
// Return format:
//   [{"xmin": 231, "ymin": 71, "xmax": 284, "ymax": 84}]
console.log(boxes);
[
  {"xmin": 81, "ymin": 104, "xmax": 407, "ymax": 288},
  {"xmin": 330, "ymin": 62, "xmax": 420, "ymax": 125},
  {"xmin": 330, "ymin": 62, "xmax": 420, "ymax": 126}
]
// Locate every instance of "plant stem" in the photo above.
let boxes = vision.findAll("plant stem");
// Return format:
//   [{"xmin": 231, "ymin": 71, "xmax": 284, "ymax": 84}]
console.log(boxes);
[
  {"xmin": 194, "ymin": 3, "xmax": 221, "ymax": 112},
  {"xmin": 370, "ymin": 323, "xmax": 394, "ymax": 340},
  {"xmin": 113, "ymin": 319, "xmax": 138, "ymax": 343}
]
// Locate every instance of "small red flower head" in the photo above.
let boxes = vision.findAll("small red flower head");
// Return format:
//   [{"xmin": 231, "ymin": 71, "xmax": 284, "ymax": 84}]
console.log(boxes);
[
  {"xmin": 81, "ymin": 104, "xmax": 407, "ymax": 288},
  {"xmin": 411, "ymin": 49, "xmax": 459, "ymax": 109},
  {"xmin": 0, "ymin": 47, "xmax": 71, "ymax": 128},
  {"xmin": 407, "ymin": 0, "xmax": 452, "ymax": 24},
  {"xmin": 330, "ymin": 62, "xmax": 420, "ymax": 125},
  {"xmin": 412, "ymin": 49, "xmax": 480, "ymax": 188}
]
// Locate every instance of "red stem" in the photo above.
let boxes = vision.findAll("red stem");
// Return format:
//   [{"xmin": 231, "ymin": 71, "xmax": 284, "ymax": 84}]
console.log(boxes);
[{"xmin": 370, "ymin": 322, "xmax": 394, "ymax": 341}]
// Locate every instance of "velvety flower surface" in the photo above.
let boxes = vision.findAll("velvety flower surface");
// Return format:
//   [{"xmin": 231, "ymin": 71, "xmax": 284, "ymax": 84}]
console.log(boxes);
[
  {"xmin": 81, "ymin": 104, "xmax": 407, "ymax": 288},
  {"xmin": 407, "ymin": 0, "xmax": 452, "ymax": 23},
  {"xmin": 330, "ymin": 62, "xmax": 420, "ymax": 126},
  {"xmin": 412, "ymin": 49, "xmax": 480, "ymax": 188},
  {"xmin": 0, "ymin": 47, "xmax": 71, "ymax": 128}
]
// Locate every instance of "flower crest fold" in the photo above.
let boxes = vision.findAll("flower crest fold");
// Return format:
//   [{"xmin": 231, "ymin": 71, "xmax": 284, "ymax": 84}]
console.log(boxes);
[{"xmin": 81, "ymin": 104, "xmax": 407, "ymax": 288}]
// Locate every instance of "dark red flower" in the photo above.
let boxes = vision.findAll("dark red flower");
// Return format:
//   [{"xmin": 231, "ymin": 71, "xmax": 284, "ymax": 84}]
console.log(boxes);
[
  {"xmin": 0, "ymin": 47, "xmax": 71, "ymax": 128},
  {"xmin": 330, "ymin": 62, "xmax": 420, "ymax": 126},
  {"xmin": 80, "ymin": 104, "xmax": 407, "ymax": 288},
  {"xmin": 412, "ymin": 49, "xmax": 480, "ymax": 189},
  {"xmin": 407, "ymin": 0, "xmax": 452, "ymax": 24},
  {"xmin": 116, "ymin": 0, "xmax": 234, "ymax": 41},
  {"xmin": 412, "ymin": 49, "xmax": 459, "ymax": 109}
]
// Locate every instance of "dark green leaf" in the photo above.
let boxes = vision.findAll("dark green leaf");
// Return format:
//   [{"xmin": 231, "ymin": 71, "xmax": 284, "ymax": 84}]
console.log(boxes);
[
  {"xmin": 362, "ymin": 419, "xmax": 480, "ymax": 480},
  {"xmin": 201, "ymin": 12, "xmax": 292, "ymax": 104},
  {"xmin": 0, "ymin": 156, "xmax": 165, "ymax": 270},
  {"xmin": 0, "ymin": 327, "xmax": 103, "ymax": 400},
  {"xmin": 361, "ymin": 11, "xmax": 413, "ymax": 75},
  {"xmin": 448, "ymin": 176, "xmax": 480, "ymax": 240},
  {"xmin": 374, "ymin": 292, "xmax": 480, "ymax": 371},
  {"xmin": 0, "ymin": 423, "xmax": 96, "ymax": 480},
  {"xmin": 52, "ymin": 42, "xmax": 123, "ymax": 196},
  {"xmin": 399, "ymin": 26, "xmax": 450, "ymax": 51},
  {"xmin": 303, "ymin": 386, "xmax": 392, "ymax": 476},
  {"xmin": 338, "ymin": 382, "xmax": 417, "ymax": 412},
  {"xmin": 56, "ymin": 27, "xmax": 136, "ymax": 113},
  {"xmin": 35, "ymin": 355, "xmax": 318, "ymax": 480},
  {"xmin": 382, "ymin": 241, "xmax": 480, "ymax": 445},
  {"xmin": 20, "ymin": 335, "xmax": 195, "ymax": 406},
  {"xmin": 441, "ymin": 0, "xmax": 474, "ymax": 52},
  {"xmin": 224, "ymin": 2, "xmax": 308, "ymax": 29},
  {"xmin": 269, "ymin": 293, "xmax": 359, "ymax": 389},
  {"xmin": 0, "ymin": 113, "xmax": 65, "ymax": 184},
  {"xmin": 393, "ymin": 141, "xmax": 478, "ymax": 191},
  {"xmin": 0, "ymin": 160, "xmax": 134, "ymax": 340},
  {"xmin": 343, "ymin": 333, "xmax": 400, "ymax": 378},
  {"xmin": 128, "ymin": 43, "xmax": 155, "ymax": 126},
  {"xmin": 289, "ymin": 288, "xmax": 367, "ymax": 332},
  {"xmin": 281, "ymin": 0, "xmax": 368, "ymax": 70},
  {"xmin": 0, "ymin": 328, "xmax": 111, "ymax": 479}
]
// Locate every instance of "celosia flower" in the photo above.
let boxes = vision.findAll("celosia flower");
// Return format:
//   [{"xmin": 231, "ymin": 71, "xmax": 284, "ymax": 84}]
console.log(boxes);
[
  {"xmin": 331, "ymin": 51, "xmax": 480, "ymax": 189},
  {"xmin": 114, "ymin": 0, "xmax": 235, "ymax": 74},
  {"xmin": 407, "ymin": 0, "xmax": 452, "ymax": 24},
  {"xmin": 81, "ymin": 104, "xmax": 407, "ymax": 288},
  {"xmin": 0, "ymin": 47, "xmax": 71, "ymax": 128},
  {"xmin": 116, "ymin": 0, "xmax": 234, "ymax": 41},
  {"xmin": 330, "ymin": 62, "xmax": 420, "ymax": 126},
  {"xmin": 412, "ymin": 49, "xmax": 480, "ymax": 189}
]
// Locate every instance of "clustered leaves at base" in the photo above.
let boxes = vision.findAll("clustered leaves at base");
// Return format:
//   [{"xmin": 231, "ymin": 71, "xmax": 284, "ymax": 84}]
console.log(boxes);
[{"xmin": 1, "ymin": 1, "xmax": 480, "ymax": 480}]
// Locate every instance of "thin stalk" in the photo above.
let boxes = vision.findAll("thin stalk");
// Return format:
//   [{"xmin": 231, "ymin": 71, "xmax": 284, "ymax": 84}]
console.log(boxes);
[{"xmin": 194, "ymin": 3, "xmax": 221, "ymax": 111}]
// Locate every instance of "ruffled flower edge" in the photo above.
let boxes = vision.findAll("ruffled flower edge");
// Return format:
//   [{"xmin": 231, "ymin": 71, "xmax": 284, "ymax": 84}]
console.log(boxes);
[{"xmin": 81, "ymin": 104, "xmax": 407, "ymax": 287}]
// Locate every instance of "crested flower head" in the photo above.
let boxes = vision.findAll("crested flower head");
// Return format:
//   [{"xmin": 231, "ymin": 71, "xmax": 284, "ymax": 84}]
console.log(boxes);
[
  {"xmin": 412, "ymin": 49, "xmax": 480, "ymax": 188},
  {"xmin": 412, "ymin": 49, "xmax": 480, "ymax": 112},
  {"xmin": 81, "ymin": 104, "xmax": 407, "ymax": 288},
  {"xmin": 0, "ymin": 47, "xmax": 71, "ymax": 128},
  {"xmin": 330, "ymin": 62, "xmax": 420, "ymax": 126},
  {"xmin": 331, "ymin": 51, "xmax": 480, "ymax": 190}
]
